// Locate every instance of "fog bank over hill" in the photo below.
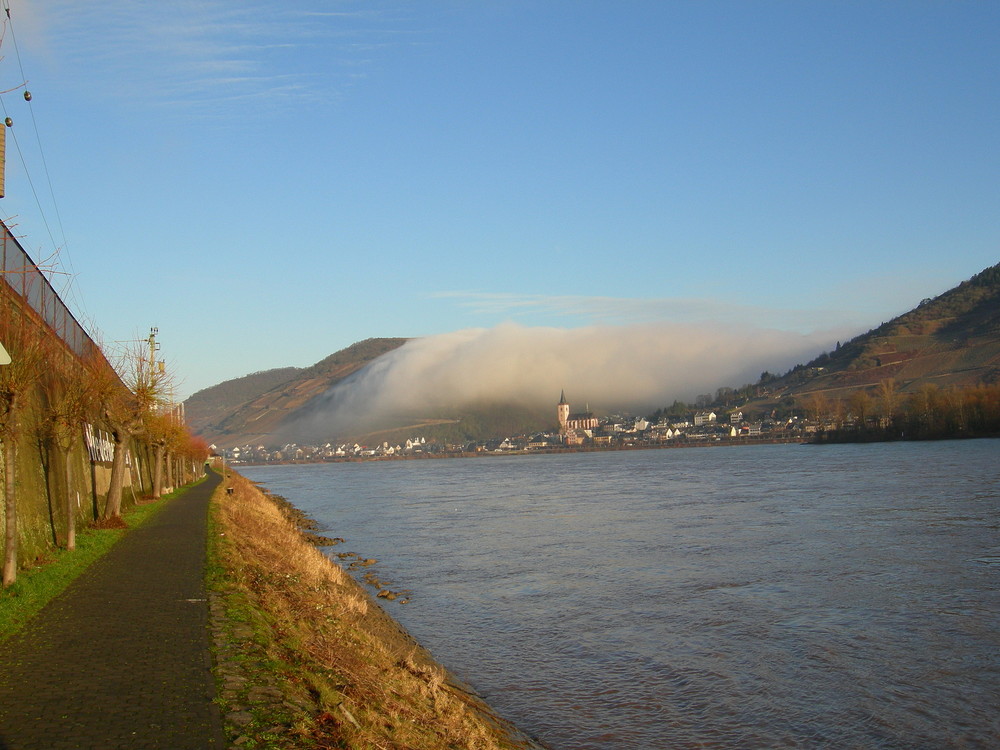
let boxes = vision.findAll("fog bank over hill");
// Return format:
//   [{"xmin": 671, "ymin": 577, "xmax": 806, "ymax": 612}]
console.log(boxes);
[{"xmin": 285, "ymin": 322, "xmax": 849, "ymax": 439}]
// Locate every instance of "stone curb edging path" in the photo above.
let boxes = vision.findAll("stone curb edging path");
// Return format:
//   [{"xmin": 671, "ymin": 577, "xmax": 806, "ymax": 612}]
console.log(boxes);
[{"xmin": 0, "ymin": 472, "xmax": 226, "ymax": 750}]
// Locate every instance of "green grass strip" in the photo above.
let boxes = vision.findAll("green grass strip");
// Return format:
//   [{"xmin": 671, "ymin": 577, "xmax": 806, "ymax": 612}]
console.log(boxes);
[{"xmin": 0, "ymin": 478, "xmax": 206, "ymax": 643}]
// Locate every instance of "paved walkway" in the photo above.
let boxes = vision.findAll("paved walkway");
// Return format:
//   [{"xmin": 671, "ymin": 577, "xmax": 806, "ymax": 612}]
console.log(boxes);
[{"xmin": 0, "ymin": 471, "xmax": 226, "ymax": 750}]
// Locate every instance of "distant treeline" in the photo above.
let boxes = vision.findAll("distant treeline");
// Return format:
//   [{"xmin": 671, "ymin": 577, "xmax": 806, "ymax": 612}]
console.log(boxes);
[{"xmin": 812, "ymin": 381, "xmax": 1000, "ymax": 443}]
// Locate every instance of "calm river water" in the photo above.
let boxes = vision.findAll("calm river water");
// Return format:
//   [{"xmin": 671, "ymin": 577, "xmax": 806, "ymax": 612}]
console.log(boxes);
[{"xmin": 242, "ymin": 440, "xmax": 1000, "ymax": 749}]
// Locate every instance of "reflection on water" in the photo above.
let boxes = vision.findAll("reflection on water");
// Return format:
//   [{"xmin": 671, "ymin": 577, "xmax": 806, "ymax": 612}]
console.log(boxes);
[{"xmin": 243, "ymin": 440, "xmax": 1000, "ymax": 749}]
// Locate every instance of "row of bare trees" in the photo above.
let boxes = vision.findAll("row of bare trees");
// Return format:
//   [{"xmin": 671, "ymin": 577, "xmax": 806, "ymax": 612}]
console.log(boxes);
[
  {"xmin": 1, "ymin": 298, "xmax": 208, "ymax": 587},
  {"xmin": 806, "ymin": 379, "xmax": 1000, "ymax": 440}
]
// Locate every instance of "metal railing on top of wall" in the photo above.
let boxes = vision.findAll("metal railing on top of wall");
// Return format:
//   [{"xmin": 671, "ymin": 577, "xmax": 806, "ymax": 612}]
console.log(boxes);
[{"xmin": 0, "ymin": 218, "xmax": 99, "ymax": 361}]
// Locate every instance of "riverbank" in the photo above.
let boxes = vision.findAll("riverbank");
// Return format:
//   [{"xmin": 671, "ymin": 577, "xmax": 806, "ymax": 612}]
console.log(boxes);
[
  {"xmin": 237, "ymin": 440, "xmax": 1000, "ymax": 748},
  {"xmin": 233, "ymin": 434, "xmax": 807, "ymax": 467},
  {"xmin": 208, "ymin": 468, "xmax": 545, "ymax": 749}
]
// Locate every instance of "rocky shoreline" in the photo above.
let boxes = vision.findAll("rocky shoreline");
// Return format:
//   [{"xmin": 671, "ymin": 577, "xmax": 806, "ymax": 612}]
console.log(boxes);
[{"xmin": 260, "ymin": 486, "xmax": 414, "ymax": 603}]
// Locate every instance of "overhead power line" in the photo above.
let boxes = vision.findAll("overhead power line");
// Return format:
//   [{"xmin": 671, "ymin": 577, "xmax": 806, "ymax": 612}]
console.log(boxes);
[{"xmin": 0, "ymin": 0, "xmax": 92, "ymax": 332}]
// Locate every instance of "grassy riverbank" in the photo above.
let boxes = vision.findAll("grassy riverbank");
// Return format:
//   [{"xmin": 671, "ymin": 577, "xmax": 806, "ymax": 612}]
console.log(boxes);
[{"xmin": 208, "ymin": 469, "xmax": 543, "ymax": 750}]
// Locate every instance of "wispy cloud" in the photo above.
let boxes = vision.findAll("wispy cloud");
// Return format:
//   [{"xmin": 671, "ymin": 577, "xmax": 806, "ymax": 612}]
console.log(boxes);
[{"xmin": 19, "ymin": 0, "xmax": 418, "ymax": 117}]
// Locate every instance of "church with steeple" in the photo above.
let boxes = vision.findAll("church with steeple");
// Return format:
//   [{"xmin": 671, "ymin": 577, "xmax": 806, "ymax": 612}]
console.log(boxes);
[
  {"xmin": 557, "ymin": 390, "xmax": 570, "ymax": 430},
  {"xmin": 557, "ymin": 390, "xmax": 598, "ymax": 437}
]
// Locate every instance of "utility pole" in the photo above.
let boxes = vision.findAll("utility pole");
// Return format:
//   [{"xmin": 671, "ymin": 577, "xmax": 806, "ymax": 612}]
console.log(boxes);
[
  {"xmin": 0, "ymin": 113, "xmax": 7, "ymax": 199},
  {"xmin": 147, "ymin": 327, "xmax": 159, "ymax": 375},
  {"xmin": 147, "ymin": 326, "xmax": 171, "ymax": 417}
]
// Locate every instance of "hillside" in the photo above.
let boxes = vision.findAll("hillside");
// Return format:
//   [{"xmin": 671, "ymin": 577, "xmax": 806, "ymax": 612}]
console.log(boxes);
[
  {"xmin": 190, "ymin": 264, "xmax": 1000, "ymax": 448},
  {"xmin": 185, "ymin": 367, "xmax": 301, "ymax": 437},
  {"xmin": 185, "ymin": 338, "xmax": 408, "ymax": 446},
  {"xmin": 753, "ymin": 262, "xmax": 1000, "ymax": 409}
]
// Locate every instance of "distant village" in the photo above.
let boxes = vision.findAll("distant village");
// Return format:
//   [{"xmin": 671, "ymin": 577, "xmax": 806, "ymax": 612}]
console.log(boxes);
[{"xmin": 216, "ymin": 390, "xmax": 812, "ymax": 464}]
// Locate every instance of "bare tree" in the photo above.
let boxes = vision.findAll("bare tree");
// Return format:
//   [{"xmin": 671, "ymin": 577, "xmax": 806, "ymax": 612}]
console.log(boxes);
[
  {"xmin": 164, "ymin": 411, "xmax": 187, "ymax": 491},
  {"xmin": 98, "ymin": 339, "xmax": 171, "ymax": 520},
  {"xmin": 146, "ymin": 412, "xmax": 169, "ymax": 500},
  {"xmin": 831, "ymin": 398, "xmax": 846, "ymax": 429},
  {"xmin": 848, "ymin": 389, "xmax": 873, "ymax": 429},
  {"xmin": 806, "ymin": 392, "xmax": 830, "ymax": 426},
  {"xmin": 0, "ymin": 307, "xmax": 45, "ymax": 587},
  {"xmin": 145, "ymin": 409, "xmax": 183, "ymax": 499},
  {"xmin": 877, "ymin": 378, "xmax": 900, "ymax": 427},
  {"xmin": 39, "ymin": 344, "xmax": 98, "ymax": 550}
]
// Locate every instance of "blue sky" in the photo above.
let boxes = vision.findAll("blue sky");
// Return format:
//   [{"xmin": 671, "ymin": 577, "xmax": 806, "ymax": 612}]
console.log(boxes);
[{"xmin": 2, "ymin": 1, "xmax": 997, "ymax": 400}]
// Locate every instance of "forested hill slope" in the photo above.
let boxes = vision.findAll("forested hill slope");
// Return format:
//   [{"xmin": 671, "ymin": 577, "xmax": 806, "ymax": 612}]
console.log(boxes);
[
  {"xmin": 765, "ymin": 262, "xmax": 1000, "ymax": 403},
  {"xmin": 185, "ymin": 338, "xmax": 408, "ymax": 445}
]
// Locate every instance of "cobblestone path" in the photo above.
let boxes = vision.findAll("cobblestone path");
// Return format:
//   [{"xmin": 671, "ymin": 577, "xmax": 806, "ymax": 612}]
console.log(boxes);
[{"xmin": 0, "ymin": 471, "xmax": 226, "ymax": 750}]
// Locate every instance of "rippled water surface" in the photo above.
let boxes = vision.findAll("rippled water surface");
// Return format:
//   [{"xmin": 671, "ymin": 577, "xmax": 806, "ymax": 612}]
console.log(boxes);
[{"xmin": 243, "ymin": 441, "xmax": 1000, "ymax": 749}]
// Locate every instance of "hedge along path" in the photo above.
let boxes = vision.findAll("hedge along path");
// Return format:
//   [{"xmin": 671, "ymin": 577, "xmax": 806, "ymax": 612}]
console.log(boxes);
[{"xmin": 0, "ymin": 470, "xmax": 225, "ymax": 750}]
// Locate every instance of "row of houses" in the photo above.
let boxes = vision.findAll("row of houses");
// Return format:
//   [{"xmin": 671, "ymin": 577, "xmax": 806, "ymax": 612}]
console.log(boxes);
[
  {"xmin": 214, "ymin": 418, "xmax": 808, "ymax": 463},
  {"xmin": 216, "ymin": 437, "xmax": 430, "ymax": 463},
  {"xmin": 212, "ymin": 399, "xmax": 814, "ymax": 463}
]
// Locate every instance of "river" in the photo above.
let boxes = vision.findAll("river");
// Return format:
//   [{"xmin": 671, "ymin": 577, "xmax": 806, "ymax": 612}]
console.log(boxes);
[{"xmin": 241, "ymin": 440, "xmax": 1000, "ymax": 749}]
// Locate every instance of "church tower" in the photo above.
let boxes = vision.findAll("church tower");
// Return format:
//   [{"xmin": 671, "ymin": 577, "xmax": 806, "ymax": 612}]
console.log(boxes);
[{"xmin": 557, "ymin": 390, "xmax": 570, "ymax": 431}]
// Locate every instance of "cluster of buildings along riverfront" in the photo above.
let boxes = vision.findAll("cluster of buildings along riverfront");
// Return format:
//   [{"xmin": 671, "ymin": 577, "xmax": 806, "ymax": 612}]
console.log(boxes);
[{"xmin": 216, "ymin": 391, "xmax": 811, "ymax": 464}]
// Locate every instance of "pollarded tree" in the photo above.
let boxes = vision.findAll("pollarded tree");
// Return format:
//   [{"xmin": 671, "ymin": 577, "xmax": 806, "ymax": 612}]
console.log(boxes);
[
  {"xmin": 182, "ymin": 432, "xmax": 210, "ymax": 479},
  {"xmin": 145, "ymin": 409, "xmax": 184, "ymax": 499},
  {"xmin": 164, "ymin": 413, "xmax": 189, "ymax": 490},
  {"xmin": 38, "ymin": 343, "xmax": 100, "ymax": 550},
  {"xmin": 98, "ymin": 339, "xmax": 171, "ymax": 520},
  {"xmin": 86, "ymin": 354, "xmax": 132, "ymax": 521},
  {"xmin": 145, "ymin": 411, "xmax": 169, "ymax": 500},
  {"xmin": 0, "ymin": 306, "xmax": 46, "ymax": 587}
]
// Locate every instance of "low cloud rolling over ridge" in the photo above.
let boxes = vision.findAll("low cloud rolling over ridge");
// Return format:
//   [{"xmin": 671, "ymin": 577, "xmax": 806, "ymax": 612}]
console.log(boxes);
[{"xmin": 286, "ymin": 321, "xmax": 850, "ymax": 439}]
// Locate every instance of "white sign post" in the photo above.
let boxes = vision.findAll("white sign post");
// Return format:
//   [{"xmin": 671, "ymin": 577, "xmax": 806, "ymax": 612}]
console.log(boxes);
[{"xmin": 0, "ymin": 341, "xmax": 10, "ymax": 365}]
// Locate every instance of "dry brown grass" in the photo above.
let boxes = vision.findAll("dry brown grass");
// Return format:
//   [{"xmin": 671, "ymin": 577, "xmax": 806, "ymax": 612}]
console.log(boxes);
[{"xmin": 211, "ymin": 470, "xmax": 542, "ymax": 750}]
